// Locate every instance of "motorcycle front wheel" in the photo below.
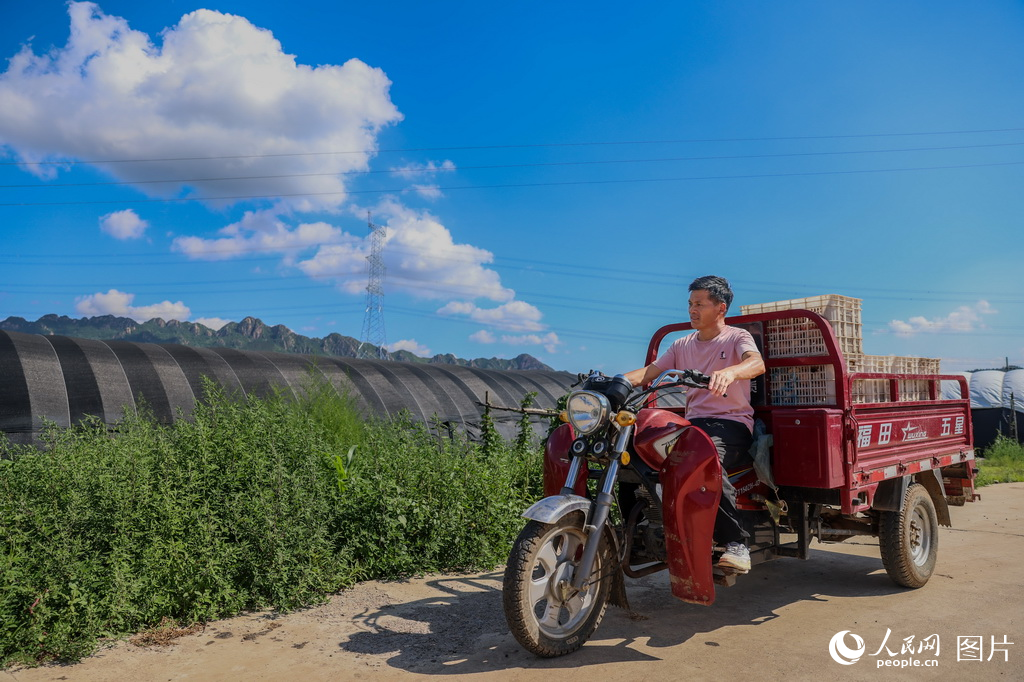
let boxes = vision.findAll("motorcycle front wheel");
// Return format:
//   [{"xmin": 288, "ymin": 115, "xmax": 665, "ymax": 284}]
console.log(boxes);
[{"xmin": 502, "ymin": 514, "xmax": 613, "ymax": 657}]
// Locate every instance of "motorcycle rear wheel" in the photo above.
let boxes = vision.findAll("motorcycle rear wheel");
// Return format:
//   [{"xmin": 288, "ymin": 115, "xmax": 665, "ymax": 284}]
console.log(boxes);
[{"xmin": 502, "ymin": 514, "xmax": 613, "ymax": 657}]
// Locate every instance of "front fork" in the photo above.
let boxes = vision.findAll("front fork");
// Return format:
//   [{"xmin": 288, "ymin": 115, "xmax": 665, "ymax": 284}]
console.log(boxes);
[{"xmin": 569, "ymin": 424, "xmax": 632, "ymax": 591}]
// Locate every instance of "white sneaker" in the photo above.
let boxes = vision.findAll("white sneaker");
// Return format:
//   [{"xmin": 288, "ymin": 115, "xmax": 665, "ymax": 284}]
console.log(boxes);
[{"xmin": 717, "ymin": 542, "xmax": 750, "ymax": 574}]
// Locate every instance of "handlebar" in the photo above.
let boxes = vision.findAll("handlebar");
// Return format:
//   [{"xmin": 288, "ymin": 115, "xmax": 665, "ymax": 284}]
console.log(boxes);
[
  {"xmin": 627, "ymin": 368, "xmax": 719, "ymax": 409},
  {"xmin": 572, "ymin": 368, "xmax": 720, "ymax": 411},
  {"xmin": 649, "ymin": 368, "xmax": 711, "ymax": 390}
]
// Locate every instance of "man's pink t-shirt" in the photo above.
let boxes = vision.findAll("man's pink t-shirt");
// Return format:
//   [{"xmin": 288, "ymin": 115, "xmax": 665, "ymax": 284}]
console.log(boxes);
[{"xmin": 653, "ymin": 326, "xmax": 759, "ymax": 432}]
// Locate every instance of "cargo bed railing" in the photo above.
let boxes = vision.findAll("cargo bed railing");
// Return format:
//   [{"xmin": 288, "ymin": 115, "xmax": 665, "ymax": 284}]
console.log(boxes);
[{"xmin": 646, "ymin": 309, "xmax": 849, "ymax": 411}]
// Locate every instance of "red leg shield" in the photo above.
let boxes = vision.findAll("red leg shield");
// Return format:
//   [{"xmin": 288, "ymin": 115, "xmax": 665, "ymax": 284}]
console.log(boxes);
[
  {"xmin": 543, "ymin": 423, "xmax": 587, "ymax": 497},
  {"xmin": 660, "ymin": 426, "xmax": 723, "ymax": 605}
]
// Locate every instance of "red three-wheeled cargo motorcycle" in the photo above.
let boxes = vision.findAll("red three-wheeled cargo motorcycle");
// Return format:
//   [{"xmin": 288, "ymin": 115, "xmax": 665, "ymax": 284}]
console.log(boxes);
[{"xmin": 502, "ymin": 307, "xmax": 977, "ymax": 657}]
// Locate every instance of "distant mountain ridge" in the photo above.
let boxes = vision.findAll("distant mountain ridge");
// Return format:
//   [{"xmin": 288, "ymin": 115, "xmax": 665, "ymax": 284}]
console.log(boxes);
[{"xmin": 0, "ymin": 314, "xmax": 554, "ymax": 371}]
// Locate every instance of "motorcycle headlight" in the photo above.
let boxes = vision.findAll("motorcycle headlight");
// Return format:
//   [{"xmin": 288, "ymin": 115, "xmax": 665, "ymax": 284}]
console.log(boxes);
[{"xmin": 566, "ymin": 390, "xmax": 611, "ymax": 436}]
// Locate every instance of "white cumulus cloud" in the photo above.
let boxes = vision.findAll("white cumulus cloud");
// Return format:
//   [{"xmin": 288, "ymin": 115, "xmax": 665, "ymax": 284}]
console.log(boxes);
[
  {"xmin": 499, "ymin": 332, "xmax": 561, "ymax": 354},
  {"xmin": 390, "ymin": 160, "xmax": 455, "ymax": 200},
  {"xmin": 467, "ymin": 328, "xmax": 560, "ymax": 353},
  {"xmin": 470, "ymin": 330, "xmax": 497, "ymax": 344},
  {"xmin": 0, "ymin": 2, "xmax": 401, "ymax": 211},
  {"xmin": 409, "ymin": 184, "xmax": 444, "ymax": 200},
  {"xmin": 390, "ymin": 159, "xmax": 456, "ymax": 179},
  {"xmin": 194, "ymin": 317, "xmax": 231, "ymax": 330},
  {"xmin": 177, "ymin": 201, "xmax": 515, "ymax": 307},
  {"xmin": 438, "ymin": 300, "xmax": 545, "ymax": 333},
  {"xmin": 388, "ymin": 339, "xmax": 431, "ymax": 356},
  {"xmin": 173, "ymin": 209, "xmax": 348, "ymax": 262},
  {"xmin": 99, "ymin": 209, "xmax": 148, "ymax": 239},
  {"xmin": 297, "ymin": 200, "xmax": 514, "ymax": 301},
  {"xmin": 888, "ymin": 300, "xmax": 999, "ymax": 336},
  {"xmin": 76, "ymin": 289, "xmax": 191, "ymax": 322},
  {"xmin": 295, "ymin": 241, "xmax": 369, "ymax": 291}
]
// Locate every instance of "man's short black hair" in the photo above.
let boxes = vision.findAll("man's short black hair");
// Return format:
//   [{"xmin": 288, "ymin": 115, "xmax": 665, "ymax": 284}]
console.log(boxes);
[{"xmin": 689, "ymin": 275, "xmax": 734, "ymax": 311}]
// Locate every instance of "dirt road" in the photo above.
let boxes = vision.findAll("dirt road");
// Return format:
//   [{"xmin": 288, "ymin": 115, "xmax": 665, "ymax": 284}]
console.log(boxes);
[{"xmin": 7, "ymin": 483, "xmax": 1023, "ymax": 682}]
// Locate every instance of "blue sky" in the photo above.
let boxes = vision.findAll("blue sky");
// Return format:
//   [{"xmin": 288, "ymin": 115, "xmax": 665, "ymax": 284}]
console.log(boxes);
[{"xmin": 1, "ymin": 0, "xmax": 1021, "ymax": 373}]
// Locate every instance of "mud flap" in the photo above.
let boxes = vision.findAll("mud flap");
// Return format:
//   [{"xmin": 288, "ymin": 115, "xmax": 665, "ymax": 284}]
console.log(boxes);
[
  {"xmin": 660, "ymin": 426, "xmax": 722, "ymax": 606},
  {"xmin": 916, "ymin": 468, "xmax": 952, "ymax": 527},
  {"xmin": 604, "ymin": 525, "xmax": 630, "ymax": 610}
]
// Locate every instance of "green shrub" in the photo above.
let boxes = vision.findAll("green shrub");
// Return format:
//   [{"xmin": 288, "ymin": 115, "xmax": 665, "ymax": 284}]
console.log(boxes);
[
  {"xmin": 976, "ymin": 434, "xmax": 1024, "ymax": 486},
  {"xmin": 0, "ymin": 380, "xmax": 543, "ymax": 666},
  {"xmin": 0, "ymin": 383, "xmax": 355, "ymax": 666},
  {"xmin": 337, "ymin": 415, "xmax": 540, "ymax": 578}
]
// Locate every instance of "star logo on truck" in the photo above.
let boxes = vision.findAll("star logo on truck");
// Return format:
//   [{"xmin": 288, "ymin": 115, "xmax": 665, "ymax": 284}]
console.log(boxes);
[{"xmin": 902, "ymin": 424, "xmax": 928, "ymax": 442}]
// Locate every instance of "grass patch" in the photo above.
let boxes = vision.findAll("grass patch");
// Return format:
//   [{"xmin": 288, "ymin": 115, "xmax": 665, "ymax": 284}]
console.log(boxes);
[
  {"xmin": 0, "ymin": 378, "xmax": 542, "ymax": 667},
  {"xmin": 975, "ymin": 434, "xmax": 1024, "ymax": 486}
]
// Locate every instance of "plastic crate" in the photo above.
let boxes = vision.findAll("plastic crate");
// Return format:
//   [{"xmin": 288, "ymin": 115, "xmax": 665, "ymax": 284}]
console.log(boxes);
[
  {"xmin": 848, "ymin": 355, "xmax": 891, "ymax": 403},
  {"xmin": 759, "ymin": 317, "xmax": 862, "ymax": 360},
  {"xmin": 890, "ymin": 356, "xmax": 914, "ymax": 373},
  {"xmin": 890, "ymin": 356, "xmax": 941, "ymax": 374},
  {"xmin": 848, "ymin": 355, "xmax": 941, "ymax": 403},
  {"xmin": 898, "ymin": 379, "xmax": 934, "ymax": 401},
  {"xmin": 848, "ymin": 354, "xmax": 940, "ymax": 376},
  {"xmin": 847, "ymin": 354, "xmax": 893, "ymax": 373},
  {"xmin": 852, "ymin": 379, "xmax": 890, "ymax": 404},
  {"xmin": 740, "ymin": 295, "xmax": 862, "ymax": 359},
  {"xmin": 769, "ymin": 365, "xmax": 837, "ymax": 406},
  {"xmin": 740, "ymin": 294, "xmax": 862, "ymax": 321}
]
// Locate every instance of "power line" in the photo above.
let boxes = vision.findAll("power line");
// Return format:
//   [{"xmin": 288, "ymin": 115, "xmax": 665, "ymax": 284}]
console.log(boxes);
[
  {"xmin": 2, "ymin": 159, "xmax": 1023, "ymax": 207},
  {"xmin": 0, "ymin": 247, "xmax": 1010, "ymax": 309},
  {"xmin": 0, "ymin": 250, "xmax": 984, "ymax": 304},
  {"xmin": 2, "ymin": 258, "xmax": 1023, "ymax": 306},
  {"xmin": 5, "ymin": 270, "xmax": 1021, "ymax": 308},
  {"xmin": 4, "ymin": 126, "xmax": 1023, "ymax": 166},
  {"xmin": 4, "ymin": 140, "xmax": 1024, "ymax": 189}
]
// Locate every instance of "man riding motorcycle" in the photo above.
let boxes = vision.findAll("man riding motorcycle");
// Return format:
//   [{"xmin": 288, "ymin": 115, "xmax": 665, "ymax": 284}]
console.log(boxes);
[{"xmin": 623, "ymin": 275, "xmax": 765, "ymax": 573}]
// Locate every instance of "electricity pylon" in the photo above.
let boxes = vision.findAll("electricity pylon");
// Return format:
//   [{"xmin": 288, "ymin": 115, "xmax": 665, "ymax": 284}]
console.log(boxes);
[{"xmin": 358, "ymin": 213, "xmax": 390, "ymax": 360}]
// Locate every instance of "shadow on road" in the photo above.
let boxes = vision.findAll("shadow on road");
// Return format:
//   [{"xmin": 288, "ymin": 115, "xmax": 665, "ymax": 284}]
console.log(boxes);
[{"xmin": 340, "ymin": 544, "xmax": 906, "ymax": 675}]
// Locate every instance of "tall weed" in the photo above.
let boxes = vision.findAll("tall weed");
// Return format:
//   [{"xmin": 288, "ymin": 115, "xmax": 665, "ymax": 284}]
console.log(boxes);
[
  {"xmin": 0, "ymin": 377, "xmax": 543, "ymax": 666},
  {"xmin": 336, "ymin": 415, "xmax": 540, "ymax": 578}
]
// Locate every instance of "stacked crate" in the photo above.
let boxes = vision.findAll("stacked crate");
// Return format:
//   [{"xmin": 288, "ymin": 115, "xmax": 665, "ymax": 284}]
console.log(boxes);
[
  {"xmin": 846, "ymin": 354, "xmax": 941, "ymax": 374},
  {"xmin": 740, "ymin": 295, "xmax": 860, "ymax": 406},
  {"xmin": 846, "ymin": 355, "xmax": 942, "ymax": 401},
  {"xmin": 740, "ymin": 294, "xmax": 863, "ymax": 360},
  {"xmin": 740, "ymin": 295, "xmax": 941, "ymax": 405},
  {"xmin": 891, "ymin": 356, "xmax": 942, "ymax": 401}
]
